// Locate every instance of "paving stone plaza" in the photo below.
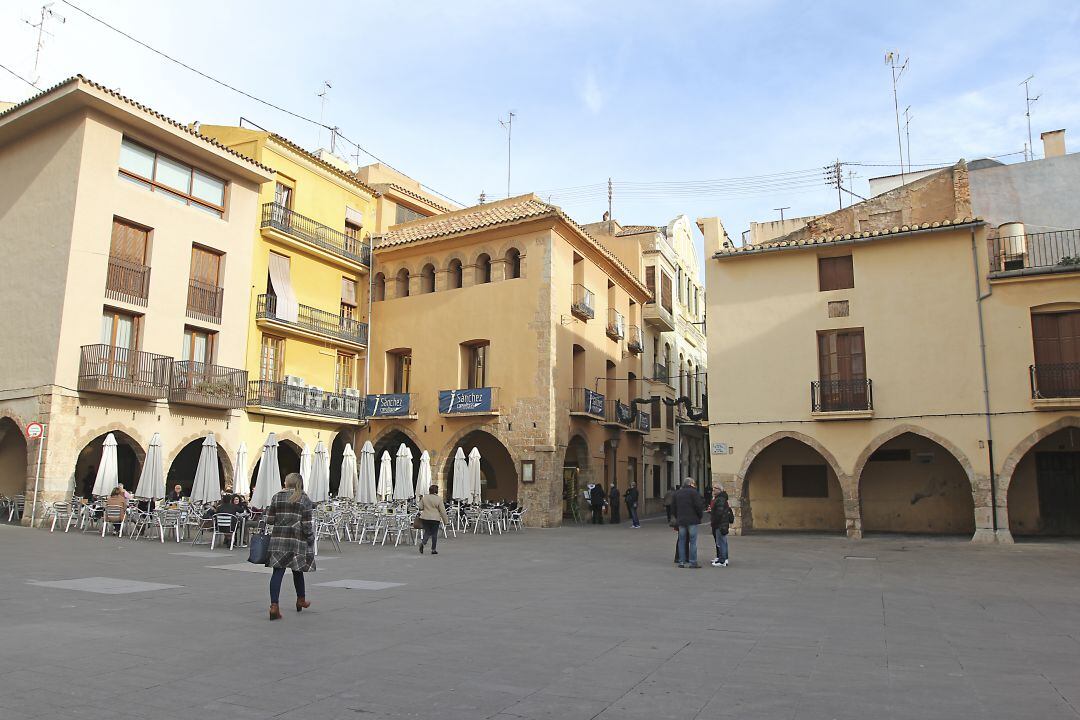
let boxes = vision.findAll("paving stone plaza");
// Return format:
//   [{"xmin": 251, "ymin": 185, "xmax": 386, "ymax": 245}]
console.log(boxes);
[{"xmin": 2, "ymin": 520, "xmax": 1080, "ymax": 719}]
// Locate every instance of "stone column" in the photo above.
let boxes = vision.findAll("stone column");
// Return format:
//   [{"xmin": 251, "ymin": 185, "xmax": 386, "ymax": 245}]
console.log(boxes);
[
  {"xmin": 490, "ymin": 258, "xmax": 508, "ymax": 282},
  {"xmin": 434, "ymin": 269, "xmax": 450, "ymax": 292}
]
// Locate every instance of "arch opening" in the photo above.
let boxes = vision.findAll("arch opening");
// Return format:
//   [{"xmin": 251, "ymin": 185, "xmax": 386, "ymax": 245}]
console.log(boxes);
[
  {"xmin": 476, "ymin": 254, "xmax": 491, "ymax": 284},
  {"xmin": 562, "ymin": 434, "xmax": 590, "ymax": 519},
  {"xmin": 1008, "ymin": 425, "xmax": 1080, "ymax": 537},
  {"xmin": 505, "ymin": 248, "xmax": 521, "ymax": 279},
  {"xmin": 742, "ymin": 437, "xmax": 844, "ymax": 533},
  {"xmin": 448, "ymin": 259, "xmax": 463, "ymax": 289},
  {"xmin": 74, "ymin": 431, "xmax": 144, "ymax": 499},
  {"xmin": 0, "ymin": 418, "xmax": 27, "ymax": 498},
  {"xmin": 420, "ymin": 263, "xmax": 436, "ymax": 294},
  {"xmin": 329, "ymin": 429, "xmax": 355, "ymax": 496},
  {"xmin": 372, "ymin": 429, "xmax": 423, "ymax": 495},
  {"xmin": 441, "ymin": 430, "xmax": 517, "ymax": 502},
  {"xmin": 249, "ymin": 438, "xmax": 302, "ymax": 493},
  {"xmin": 166, "ymin": 437, "xmax": 231, "ymax": 496},
  {"xmin": 373, "ymin": 272, "xmax": 386, "ymax": 302}
]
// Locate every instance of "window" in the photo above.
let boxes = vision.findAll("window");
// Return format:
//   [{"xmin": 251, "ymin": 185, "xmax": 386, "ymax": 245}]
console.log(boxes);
[
  {"xmin": 818, "ymin": 329, "xmax": 865, "ymax": 381},
  {"xmin": 274, "ymin": 182, "xmax": 293, "ymax": 208},
  {"xmin": 395, "ymin": 203, "xmax": 425, "ymax": 225},
  {"xmin": 652, "ymin": 465, "xmax": 661, "ymax": 498},
  {"xmin": 505, "ymin": 248, "xmax": 521, "ymax": 279},
  {"xmin": 188, "ymin": 246, "xmax": 224, "ymax": 322},
  {"xmin": 118, "ymin": 137, "xmax": 226, "ymax": 216},
  {"xmin": 476, "ymin": 254, "xmax": 491, "ymax": 284},
  {"xmin": 340, "ymin": 277, "xmax": 358, "ymax": 321},
  {"xmin": 660, "ymin": 271, "xmax": 672, "ymax": 313},
  {"xmin": 390, "ymin": 350, "xmax": 412, "ymax": 393},
  {"xmin": 782, "ymin": 465, "xmax": 829, "ymax": 497},
  {"xmin": 109, "ymin": 218, "xmax": 148, "ymax": 264},
  {"xmin": 373, "ymin": 273, "xmax": 386, "ymax": 302},
  {"xmin": 448, "ymin": 259, "xmax": 463, "ymax": 289},
  {"xmin": 869, "ymin": 448, "xmax": 912, "ymax": 462},
  {"xmin": 645, "ymin": 266, "xmax": 656, "ymax": 300},
  {"xmin": 336, "ymin": 352, "xmax": 356, "ymax": 391},
  {"xmin": 651, "ymin": 397, "xmax": 660, "ymax": 427},
  {"xmin": 259, "ymin": 335, "xmax": 284, "ymax": 382},
  {"xmin": 665, "ymin": 399, "xmax": 673, "ymax": 429},
  {"xmin": 1032, "ymin": 311, "xmax": 1080, "ymax": 397},
  {"xmin": 421, "ymin": 264, "xmax": 436, "ymax": 293},
  {"xmin": 463, "ymin": 341, "xmax": 489, "ymax": 389},
  {"xmin": 101, "ymin": 308, "xmax": 140, "ymax": 350},
  {"xmin": 344, "ymin": 207, "xmax": 363, "ymax": 254},
  {"xmin": 396, "ymin": 268, "xmax": 410, "ymax": 298},
  {"xmin": 183, "ymin": 327, "xmax": 215, "ymax": 364},
  {"xmin": 818, "ymin": 255, "xmax": 854, "ymax": 291},
  {"xmin": 106, "ymin": 218, "xmax": 150, "ymax": 303}
]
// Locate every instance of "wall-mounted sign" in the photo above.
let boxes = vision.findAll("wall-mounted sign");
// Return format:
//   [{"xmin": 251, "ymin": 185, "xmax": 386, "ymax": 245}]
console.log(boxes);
[
  {"xmin": 365, "ymin": 394, "xmax": 411, "ymax": 417},
  {"xmin": 615, "ymin": 401, "xmax": 633, "ymax": 425},
  {"xmin": 637, "ymin": 411, "xmax": 651, "ymax": 433},
  {"xmin": 439, "ymin": 388, "xmax": 493, "ymax": 414},
  {"xmin": 711, "ymin": 442, "xmax": 731, "ymax": 455}
]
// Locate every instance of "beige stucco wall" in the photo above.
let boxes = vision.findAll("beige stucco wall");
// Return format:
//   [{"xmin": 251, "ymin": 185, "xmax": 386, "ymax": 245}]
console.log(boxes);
[{"xmin": 746, "ymin": 437, "xmax": 846, "ymax": 531}]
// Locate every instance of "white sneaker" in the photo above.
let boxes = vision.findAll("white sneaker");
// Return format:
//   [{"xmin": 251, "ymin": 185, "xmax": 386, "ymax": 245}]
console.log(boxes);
[
  {"xmin": 721, "ymin": 560, "xmax": 729, "ymax": 567},
  {"xmin": 711, "ymin": 558, "xmax": 722, "ymax": 567}
]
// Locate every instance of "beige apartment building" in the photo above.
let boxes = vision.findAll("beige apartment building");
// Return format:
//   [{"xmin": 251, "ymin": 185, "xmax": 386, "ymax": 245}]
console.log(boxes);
[
  {"xmin": 362, "ymin": 195, "xmax": 651, "ymax": 526},
  {"xmin": 704, "ymin": 159, "xmax": 1079, "ymax": 542},
  {"xmin": 0, "ymin": 77, "xmax": 271, "ymax": 510}
]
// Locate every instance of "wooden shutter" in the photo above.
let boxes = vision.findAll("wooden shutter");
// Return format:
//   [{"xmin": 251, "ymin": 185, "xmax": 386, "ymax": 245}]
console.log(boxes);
[
  {"xmin": 819, "ymin": 329, "xmax": 865, "ymax": 381},
  {"xmin": 341, "ymin": 277, "xmax": 358, "ymax": 306},
  {"xmin": 190, "ymin": 246, "xmax": 222, "ymax": 285},
  {"xmin": 645, "ymin": 266, "xmax": 655, "ymax": 298},
  {"xmin": 818, "ymin": 255, "xmax": 854, "ymax": 291},
  {"xmin": 660, "ymin": 272, "xmax": 672, "ymax": 312},
  {"xmin": 110, "ymin": 219, "xmax": 148, "ymax": 263},
  {"xmin": 1033, "ymin": 312, "xmax": 1080, "ymax": 365}
]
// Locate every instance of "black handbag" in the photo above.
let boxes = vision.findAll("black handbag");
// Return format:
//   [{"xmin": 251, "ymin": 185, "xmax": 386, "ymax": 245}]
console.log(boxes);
[{"xmin": 247, "ymin": 532, "xmax": 270, "ymax": 564}]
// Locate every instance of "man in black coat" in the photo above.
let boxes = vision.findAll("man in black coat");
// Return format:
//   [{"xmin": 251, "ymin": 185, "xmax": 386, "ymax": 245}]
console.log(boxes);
[
  {"xmin": 589, "ymin": 483, "xmax": 606, "ymax": 524},
  {"xmin": 624, "ymin": 481, "xmax": 640, "ymax": 528},
  {"xmin": 673, "ymin": 479, "xmax": 705, "ymax": 568},
  {"xmin": 608, "ymin": 481, "xmax": 621, "ymax": 525}
]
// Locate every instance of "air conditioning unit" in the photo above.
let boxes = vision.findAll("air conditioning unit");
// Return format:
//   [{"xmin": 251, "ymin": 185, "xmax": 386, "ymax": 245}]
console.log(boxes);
[
  {"xmin": 343, "ymin": 388, "xmax": 361, "ymax": 397},
  {"xmin": 284, "ymin": 375, "xmax": 305, "ymax": 387},
  {"xmin": 306, "ymin": 386, "xmax": 324, "ymax": 409},
  {"xmin": 283, "ymin": 376, "xmax": 306, "ymax": 405}
]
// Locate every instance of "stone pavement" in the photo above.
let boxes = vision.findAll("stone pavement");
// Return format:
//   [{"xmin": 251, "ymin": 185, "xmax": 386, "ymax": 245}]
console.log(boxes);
[{"xmin": 2, "ymin": 518, "xmax": 1080, "ymax": 720}]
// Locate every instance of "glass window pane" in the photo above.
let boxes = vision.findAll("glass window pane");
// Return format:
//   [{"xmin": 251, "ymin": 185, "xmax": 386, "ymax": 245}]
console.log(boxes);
[
  {"xmin": 119, "ymin": 139, "xmax": 154, "ymax": 178},
  {"xmin": 155, "ymin": 155, "xmax": 192, "ymax": 194},
  {"xmin": 192, "ymin": 333, "xmax": 207, "ymax": 364},
  {"xmin": 119, "ymin": 173, "xmax": 152, "ymax": 191},
  {"xmin": 182, "ymin": 331, "xmax": 192, "ymax": 361},
  {"xmin": 192, "ymin": 171, "xmax": 225, "ymax": 206},
  {"xmin": 114, "ymin": 314, "xmax": 133, "ymax": 349},
  {"xmin": 158, "ymin": 187, "xmax": 190, "ymax": 206},
  {"xmin": 101, "ymin": 313, "xmax": 114, "ymax": 344}
]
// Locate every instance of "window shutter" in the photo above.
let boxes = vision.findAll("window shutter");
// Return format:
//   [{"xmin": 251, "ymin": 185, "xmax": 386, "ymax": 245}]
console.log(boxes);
[
  {"xmin": 660, "ymin": 272, "xmax": 672, "ymax": 312},
  {"xmin": 110, "ymin": 220, "xmax": 148, "ymax": 263},
  {"xmin": 341, "ymin": 277, "xmax": 357, "ymax": 306},
  {"xmin": 190, "ymin": 246, "xmax": 221, "ymax": 285},
  {"xmin": 819, "ymin": 256, "xmax": 854, "ymax": 291},
  {"xmin": 645, "ymin": 266, "xmax": 655, "ymax": 297}
]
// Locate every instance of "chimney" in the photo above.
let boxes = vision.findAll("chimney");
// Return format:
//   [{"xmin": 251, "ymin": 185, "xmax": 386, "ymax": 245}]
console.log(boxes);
[{"xmin": 1041, "ymin": 129, "xmax": 1066, "ymax": 159}]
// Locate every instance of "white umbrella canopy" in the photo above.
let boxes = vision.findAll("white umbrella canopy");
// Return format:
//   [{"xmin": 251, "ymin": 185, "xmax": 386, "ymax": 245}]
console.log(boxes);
[
  {"xmin": 468, "ymin": 447, "xmax": 482, "ymax": 502},
  {"xmin": 189, "ymin": 433, "xmax": 222, "ymax": 504},
  {"xmin": 358, "ymin": 441, "xmax": 377, "ymax": 503},
  {"xmin": 133, "ymin": 432, "xmax": 164, "ymax": 500},
  {"xmin": 377, "ymin": 451, "xmax": 393, "ymax": 500},
  {"xmin": 415, "ymin": 450, "xmax": 432, "ymax": 497},
  {"xmin": 393, "ymin": 444, "xmax": 413, "ymax": 501},
  {"xmin": 299, "ymin": 443, "xmax": 313, "ymax": 487},
  {"xmin": 251, "ymin": 433, "xmax": 282, "ymax": 509},
  {"xmin": 92, "ymin": 433, "xmax": 119, "ymax": 497},
  {"xmin": 308, "ymin": 440, "xmax": 331, "ymax": 503},
  {"xmin": 233, "ymin": 442, "xmax": 250, "ymax": 497},
  {"xmin": 338, "ymin": 443, "xmax": 357, "ymax": 500},
  {"xmin": 451, "ymin": 447, "xmax": 469, "ymax": 501}
]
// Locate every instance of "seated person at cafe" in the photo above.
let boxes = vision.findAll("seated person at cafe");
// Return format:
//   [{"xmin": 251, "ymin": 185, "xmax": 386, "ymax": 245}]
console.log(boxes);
[
  {"xmin": 105, "ymin": 487, "xmax": 126, "ymax": 533},
  {"xmin": 166, "ymin": 484, "xmax": 184, "ymax": 503}
]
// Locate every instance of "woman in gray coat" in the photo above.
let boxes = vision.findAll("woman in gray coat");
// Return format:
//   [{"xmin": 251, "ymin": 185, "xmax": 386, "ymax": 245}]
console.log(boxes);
[
  {"xmin": 265, "ymin": 473, "xmax": 315, "ymax": 620},
  {"xmin": 417, "ymin": 484, "xmax": 450, "ymax": 554}
]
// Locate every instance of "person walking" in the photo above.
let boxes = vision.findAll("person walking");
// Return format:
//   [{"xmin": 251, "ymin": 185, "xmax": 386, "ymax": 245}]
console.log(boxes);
[
  {"xmin": 589, "ymin": 483, "xmax": 606, "ymax": 524},
  {"xmin": 624, "ymin": 481, "xmax": 640, "ymax": 528},
  {"xmin": 709, "ymin": 490, "xmax": 734, "ymax": 567},
  {"xmin": 673, "ymin": 478, "xmax": 705, "ymax": 568},
  {"xmin": 264, "ymin": 473, "xmax": 315, "ymax": 620},
  {"xmin": 663, "ymin": 486, "xmax": 677, "ymax": 524},
  {"xmin": 608, "ymin": 481, "xmax": 621, "ymax": 525},
  {"xmin": 417, "ymin": 484, "xmax": 450, "ymax": 555}
]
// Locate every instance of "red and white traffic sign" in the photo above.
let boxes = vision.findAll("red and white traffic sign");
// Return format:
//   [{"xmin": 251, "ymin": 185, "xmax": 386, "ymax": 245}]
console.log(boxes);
[{"xmin": 25, "ymin": 422, "xmax": 45, "ymax": 440}]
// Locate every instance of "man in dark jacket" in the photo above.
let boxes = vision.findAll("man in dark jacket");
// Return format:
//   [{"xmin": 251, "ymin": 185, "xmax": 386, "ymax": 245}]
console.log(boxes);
[
  {"xmin": 589, "ymin": 483, "xmax": 606, "ymax": 524},
  {"xmin": 624, "ymin": 481, "xmax": 640, "ymax": 528},
  {"xmin": 608, "ymin": 481, "xmax": 621, "ymax": 525},
  {"xmin": 709, "ymin": 490, "xmax": 734, "ymax": 567},
  {"xmin": 673, "ymin": 479, "xmax": 705, "ymax": 568}
]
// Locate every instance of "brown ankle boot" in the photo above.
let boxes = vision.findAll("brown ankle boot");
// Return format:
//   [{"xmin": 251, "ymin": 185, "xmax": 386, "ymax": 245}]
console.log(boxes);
[
  {"xmin": 269, "ymin": 603, "xmax": 282, "ymax": 620},
  {"xmin": 296, "ymin": 597, "xmax": 311, "ymax": 612}
]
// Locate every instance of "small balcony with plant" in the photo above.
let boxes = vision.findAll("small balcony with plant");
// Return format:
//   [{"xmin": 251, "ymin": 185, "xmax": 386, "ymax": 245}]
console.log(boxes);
[
  {"xmin": 571, "ymin": 284, "xmax": 595, "ymax": 321},
  {"xmin": 606, "ymin": 308, "xmax": 626, "ymax": 341},
  {"xmin": 169, "ymin": 361, "xmax": 247, "ymax": 409}
]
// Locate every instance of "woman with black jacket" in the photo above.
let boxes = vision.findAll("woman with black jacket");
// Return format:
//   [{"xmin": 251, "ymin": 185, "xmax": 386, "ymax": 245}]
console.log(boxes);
[{"xmin": 709, "ymin": 490, "xmax": 734, "ymax": 567}]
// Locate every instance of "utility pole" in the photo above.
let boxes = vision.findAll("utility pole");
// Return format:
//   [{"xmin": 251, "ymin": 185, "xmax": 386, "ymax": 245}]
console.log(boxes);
[
  {"xmin": 1020, "ymin": 75, "xmax": 1039, "ymax": 161},
  {"xmin": 823, "ymin": 160, "xmax": 843, "ymax": 210},
  {"xmin": 903, "ymin": 106, "xmax": 913, "ymax": 173},
  {"xmin": 478, "ymin": 191, "xmax": 486, "ymax": 205},
  {"xmin": 24, "ymin": 3, "xmax": 65, "ymax": 82},
  {"xmin": 500, "ymin": 111, "xmax": 515, "ymax": 198},
  {"xmin": 607, "ymin": 178, "xmax": 613, "ymax": 220},
  {"xmin": 885, "ymin": 51, "xmax": 909, "ymax": 185},
  {"xmin": 774, "ymin": 206, "xmax": 790, "ymax": 222}
]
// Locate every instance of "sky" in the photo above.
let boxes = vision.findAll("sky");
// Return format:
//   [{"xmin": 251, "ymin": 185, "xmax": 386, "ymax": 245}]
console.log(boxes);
[{"xmin": 3, "ymin": 0, "xmax": 1080, "ymax": 277}]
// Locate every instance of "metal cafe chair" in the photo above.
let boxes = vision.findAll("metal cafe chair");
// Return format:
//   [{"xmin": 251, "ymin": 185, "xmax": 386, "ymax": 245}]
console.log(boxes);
[{"xmin": 209, "ymin": 514, "xmax": 237, "ymax": 550}]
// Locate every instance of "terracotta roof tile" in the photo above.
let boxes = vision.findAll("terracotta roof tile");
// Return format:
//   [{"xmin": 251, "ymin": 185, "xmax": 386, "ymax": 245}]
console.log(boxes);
[
  {"xmin": 615, "ymin": 225, "xmax": 660, "ymax": 237},
  {"xmin": 370, "ymin": 182, "xmax": 454, "ymax": 214},
  {"xmin": 266, "ymin": 134, "xmax": 377, "ymax": 197}
]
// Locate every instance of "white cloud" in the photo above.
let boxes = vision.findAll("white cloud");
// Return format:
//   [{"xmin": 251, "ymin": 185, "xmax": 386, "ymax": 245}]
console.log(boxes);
[{"xmin": 579, "ymin": 68, "xmax": 605, "ymax": 114}]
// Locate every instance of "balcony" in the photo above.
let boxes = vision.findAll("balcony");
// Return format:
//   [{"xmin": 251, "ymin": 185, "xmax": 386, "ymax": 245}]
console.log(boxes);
[
  {"xmin": 628, "ymin": 409, "xmax": 650, "ymax": 434},
  {"xmin": 989, "ymin": 229, "xmax": 1080, "ymax": 277},
  {"xmin": 169, "ymin": 361, "xmax": 247, "ymax": 409},
  {"xmin": 256, "ymin": 294, "xmax": 368, "ymax": 348},
  {"xmin": 247, "ymin": 380, "xmax": 362, "ymax": 421},
  {"xmin": 642, "ymin": 301, "xmax": 675, "ymax": 332},
  {"xmin": 606, "ymin": 308, "xmax": 626, "ymax": 341},
  {"xmin": 438, "ymin": 387, "xmax": 500, "ymax": 416},
  {"xmin": 811, "ymin": 379, "xmax": 874, "ymax": 416},
  {"xmin": 186, "ymin": 279, "xmax": 224, "ymax": 324},
  {"xmin": 261, "ymin": 202, "xmax": 370, "ymax": 268},
  {"xmin": 626, "ymin": 325, "xmax": 644, "ymax": 354},
  {"xmin": 569, "ymin": 387, "xmax": 605, "ymax": 418},
  {"xmin": 603, "ymin": 399, "xmax": 632, "ymax": 429},
  {"xmin": 78, "ymin": 345, "xmax": 171, "ymax": 400},
  {"xmin": 1031, "ymin": 363, "xmax": 1080, "ymax": 408},
  {"xmin": 105, "ymin": 256, "xmax": 150, "ymax": 307},
  {"xmin": 571, "ymin": 284, "xmax": 595, "ymax": 321},
  {"xmin": 364, "ymin": 392, "xmax": 418, "ymax": 420}
]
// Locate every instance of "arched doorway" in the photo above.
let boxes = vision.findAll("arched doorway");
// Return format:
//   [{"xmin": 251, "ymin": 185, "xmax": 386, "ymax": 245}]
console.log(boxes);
[
  {"xmin": 329, "ymin": 429, "xmax": 357, "ymax": 496},
  {"xmin": 441, "ymin": 430, "xmax": 517, "ymax": 502},
  {"xmin": 249, "ymin": 438, "xmax": 303, "ymax": 493},
  {"xmin": 741, "ymin": 437, "xmax": 844, "ymax": 532},
  {"xmin": 1007, "ymin": 425, "xmax": 1080, "ymax": 537},
  {"xmin": 858, "ymin": 432, "xmax": 975, "ymax": 535},
  {"xmin": 73, "ymin": 431, "xmax": 144, "ymax": 498},
  {"xmin": 0, "ymin": 418, "xmax": 27, "ymax": 498},
  {"xmin": 562, "ymin": 434, "xmax": 589, "ymax": 519},
  {"xmin": 166, "ymin": 438, "xmax": 231, "ymax": 496},
  {"xmin": 373, "ymin": 429, "xmax": 423, "ymax": 496}
]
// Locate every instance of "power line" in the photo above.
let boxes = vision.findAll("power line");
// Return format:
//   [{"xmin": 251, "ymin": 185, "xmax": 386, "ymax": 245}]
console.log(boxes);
[{"xmin": 0, "ymin": 62, "xmax": 41, "ymax": 91}]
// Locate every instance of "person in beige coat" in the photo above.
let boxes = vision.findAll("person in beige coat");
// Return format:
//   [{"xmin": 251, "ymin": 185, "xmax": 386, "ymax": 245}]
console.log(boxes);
[{"xmin": 417, "ymin": 484, "xmax": 450, "ymax": 555}]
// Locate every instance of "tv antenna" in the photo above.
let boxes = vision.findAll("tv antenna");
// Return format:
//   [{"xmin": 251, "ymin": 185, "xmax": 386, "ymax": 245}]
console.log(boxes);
[
  {"xmin": 24, "ymin": 3, "xmax": 66, "ymax": 82},
  {"xmin": 903, "ymin": 106, "xmax": 913, "ymax": 173},
  {"xmin": 316, "ymin": 81, "xmax": 332, "ymax": 148},
  {"xmin": 773, "ymin": 206, "xmax": 790, "ymax": 222},
  {"xmin": 885, "ymin": 51, "xmax": 909, "ymax": 185},
  {"xmin": 1020, "ymin": 75, "xmax": 1040, "ymax": 161},
  {"xmin": 499, "ymin": 111, "xmax": 515, "ymax": 198}
]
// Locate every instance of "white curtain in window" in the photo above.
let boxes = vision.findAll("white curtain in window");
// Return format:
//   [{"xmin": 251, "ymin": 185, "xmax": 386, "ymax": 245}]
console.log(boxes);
[
  {"xmin": 345, "ymin": 207, "xmax": 364, "ymax": 227},
  {"xmin": 267, "ymin": 252, "xmax": 299, "ymax": 322}
]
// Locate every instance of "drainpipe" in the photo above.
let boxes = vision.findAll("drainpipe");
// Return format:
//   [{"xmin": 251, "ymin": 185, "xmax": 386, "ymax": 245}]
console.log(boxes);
[
  {"xmin": 364, "ymin": 243, "xmax": 374, "ymax": 439},
  {"xmin": 970, "ymin": 228, "xmax": 998, "ymax": 540}
]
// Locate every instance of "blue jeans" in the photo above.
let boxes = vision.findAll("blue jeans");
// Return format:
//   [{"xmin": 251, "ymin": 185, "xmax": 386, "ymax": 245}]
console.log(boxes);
[
  {"xmin": 627, "ymin": 504, "xmax": 640, "ymax": 527},
  {"xmin": 677, "ymin": 524, "xmax": 698, "ymax": 564},
  {"xmin": 713, "ymin": 528, "xmax": 729, "ymax": 562},
  {"xmin": 270, "ymin": 567, "xmax": 306, "ymax": 604}
]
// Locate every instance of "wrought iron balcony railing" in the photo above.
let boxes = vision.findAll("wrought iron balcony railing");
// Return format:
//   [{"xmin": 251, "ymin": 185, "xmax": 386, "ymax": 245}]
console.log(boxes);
[
  {"xmin": 78, "ymin": 344, "xmax": 171, "ymax": 400},
  {"xmin": 626, "ymin": 325, "xmax": 644, "ymax": 353},
  {"xmin": 261, "ymin": 202, "xmax": 371, "ymax": 266},
  {"xmin": 105, "ymin": 256, "xmax": 150, "ymax": 307},
  {"xmin": 606, "ymin": 308, "xmax": 626, "ymax": 340},
  {"xmin": 569, "ymin": 387, "xmax": 605, "ymax": 417},
  {"xmin": 247, "ymin": 379, "xmax": 362, "ymax": 419},
  {"xmin": 256, "ymin": 294, "xmax": 368, "ymax": 347},
  {"xmin": 571, "ymin": 284, "xmax": 595, "ymax": 320},
  {"xmin": 653, "ymin": 363, "xmax": 668, "ymax": 384},
  {"xmin": 811, "ymin": 379, "xmax": 873, "ymax": 413},
  {"xmin": 170, "ymin": 360, "xmax": 247, "ymax": 409},
  {"xmin": 186, "ymin": 279, "xmax": 224, "ymax": 324},
  {"xmin": 604, "ymin": 399, "xmax": 633, "ymax": 427},
  {"xmin": 989, "ymin": 229, "xmax": 1080, "ymax": 275},
  {"xmin": 1031, "ymin": 363, "xmax": 1080, "ymax": 399}
]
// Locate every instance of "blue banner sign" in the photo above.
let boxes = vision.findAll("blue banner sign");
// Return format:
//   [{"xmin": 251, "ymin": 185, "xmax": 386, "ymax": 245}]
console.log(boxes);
[
  {"xmin": 583, "ymin": 389, "xmax": 605, "ymax": 417},
  {"xmin": 365, "ymin": 393, "xmax": 411, "ymax": 417},
  {"xmin": 439, "ymin": 388, "xmax": 493, "ymax": 414},
  {"xmin": 615, "ymin": 401, "xmax": 633, "ymax": 425},
  {"xmin": 637, "ymin": 410, "xmax": 651, "ymax": 432}
]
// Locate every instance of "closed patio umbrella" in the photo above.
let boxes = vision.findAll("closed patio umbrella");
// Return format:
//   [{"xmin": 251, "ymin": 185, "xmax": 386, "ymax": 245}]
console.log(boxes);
[
  {"xmin": 251, "ymin": 433, "xmax": 282, "ymax": 509},
  {"xmin": 190, "ymin": 433, "xmax": 222, "ymax": 504},
  {"xmin": 415, "ymin": 450, "xmax": 432, "ymax": 497},
  {"xmin": 233, "ymin": 442, "xmax": 250, "ymax": 497},
  {"xmin": 308, "ymin": 440, "xmax": 331, "ymax": 503},
  {"xmin": 393, "ymin": 444, "xmax": 413, "ymax": 501},
  {"xmin": 299, "ymin": 443, "xmax": 313, "ymax": 487},
  {"xmin": 358, "ymin": 441, "xmax": 377, "ymax": 503},
  {"xmin": 451, "ymin": 447, "xmax": 469, "ymax": 501},
  {"xmin": 133, "ymin": 432, "xmax": 164, "ymax": 500},
  {"xmin": 92, "ymin": 434, "xmax": 119, "ymax": 497},
  {"xmin": 338, "ymin": 443, "xmax": 357, "ymax": 500},
  {"xmin": 377, "ymin": 451, "xmax": 393, "ymax": 500},
  {"xmin": 468, "ymin": 447, "xmax": 482, "ymax": 502}
]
